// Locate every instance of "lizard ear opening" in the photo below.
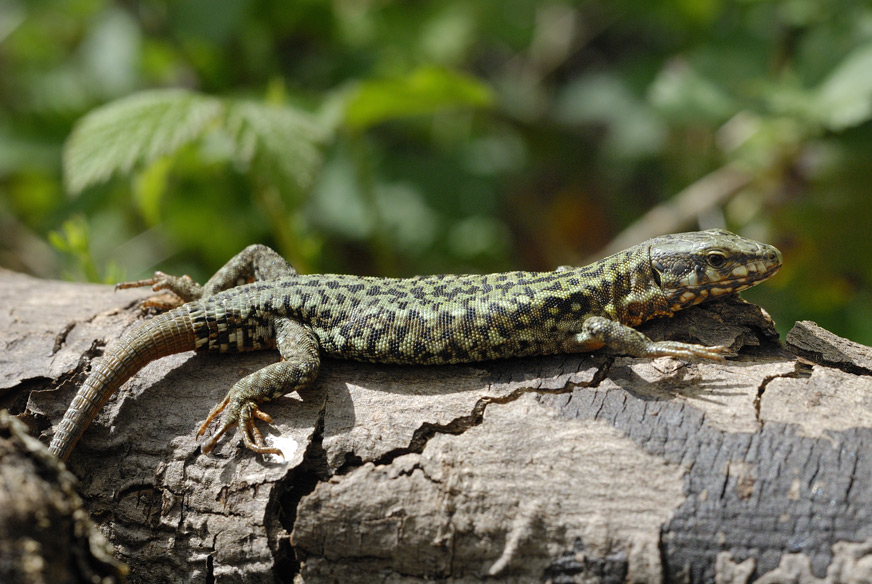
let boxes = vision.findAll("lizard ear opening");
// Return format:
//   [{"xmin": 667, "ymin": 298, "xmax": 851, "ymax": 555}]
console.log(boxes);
[
  {"xmin": 649, "ymin": 246, "xmax": 663, "ymax": 288},
  {"xmin": 651, "ymin": 262, "xmax": 662, "ymax": 287}
]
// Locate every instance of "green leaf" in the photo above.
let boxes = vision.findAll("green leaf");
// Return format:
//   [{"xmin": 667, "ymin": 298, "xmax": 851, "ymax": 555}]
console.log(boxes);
[
  {"xmin": 225, "ymin": 100, "xmax": 326, "ymax": 195},
  {"xmin": 815, "ymin": 42, "xmax": 872, "ymax": 130},
  {"xmin": 344, "ymin": 66, "xmax": 493, "ymax": 131},
  {"xmin": 132, "ymin": 156, "xmax": 173, "ymax": 226},
  {"xmin": 63, "ymin": 89, "xmax": 223, "ymax": 194},
  {"xmin": 48, "ymin": 215, "xmax": 100, "ymax": 282}
]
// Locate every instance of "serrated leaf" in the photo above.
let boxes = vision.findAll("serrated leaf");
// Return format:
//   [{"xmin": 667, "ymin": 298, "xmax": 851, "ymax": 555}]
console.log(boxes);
[
  {"xmin": 63, "ymin": 89, "xmax": 223, "ymax": 194},
  {"xmin": 225, "ymin": 100, "xmax": 325, "ymax": 195},
  {"xmin": 816, "ymin": 42, "xmax": 872, "ymax": 131},
  {"xmin": 345, "ymin": 66, "xmax": 493, "ymax": 131}
]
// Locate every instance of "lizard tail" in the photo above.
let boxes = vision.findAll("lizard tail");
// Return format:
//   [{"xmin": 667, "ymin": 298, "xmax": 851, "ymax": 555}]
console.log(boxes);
[{"xmin": 49, "ymin": 307, "xmax": 197, "ymax": 462}]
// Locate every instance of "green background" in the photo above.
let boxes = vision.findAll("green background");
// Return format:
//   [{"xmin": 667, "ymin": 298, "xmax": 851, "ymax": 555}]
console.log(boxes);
[{"xmin": 2, "ymin": 0, "xmax": 872, "ymax": 344}]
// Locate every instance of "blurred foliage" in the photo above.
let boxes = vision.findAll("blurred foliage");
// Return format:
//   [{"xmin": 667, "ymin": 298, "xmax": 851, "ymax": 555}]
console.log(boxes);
[{"xmin": 2, "ymin": 0, "xmax": 872, "ymax": 343}]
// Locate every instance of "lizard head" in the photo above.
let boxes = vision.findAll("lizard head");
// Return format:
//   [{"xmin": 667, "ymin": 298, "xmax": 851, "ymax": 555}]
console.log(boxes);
[{"xmin": 648, "ymin": 228, "xmax": 782, "ymax": 311}]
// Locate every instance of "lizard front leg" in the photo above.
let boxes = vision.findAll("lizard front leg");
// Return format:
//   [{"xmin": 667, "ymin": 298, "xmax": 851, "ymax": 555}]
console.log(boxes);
[
  {"xmin": 198, "ymin": 317, "xmax": 321, "ymax": 456},
  {"xmin": 569, "ymin": 316, "xmax": 734, "ymax": 360}
]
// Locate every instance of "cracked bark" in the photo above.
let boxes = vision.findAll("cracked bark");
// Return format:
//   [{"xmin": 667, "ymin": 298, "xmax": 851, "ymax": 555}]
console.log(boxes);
[{"xmin": 4, "ymin": 269, "xmax": 872, "ymax": 583}]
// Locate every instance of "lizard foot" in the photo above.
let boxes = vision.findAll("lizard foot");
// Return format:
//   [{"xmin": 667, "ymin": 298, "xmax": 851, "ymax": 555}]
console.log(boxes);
[
  {"xmin": 197, "ymin": 395, "xmax": 283, "ymax": 457},
  {"xmin": 116, "ymin": 271, "xmax": 204, "ymax": 304}
]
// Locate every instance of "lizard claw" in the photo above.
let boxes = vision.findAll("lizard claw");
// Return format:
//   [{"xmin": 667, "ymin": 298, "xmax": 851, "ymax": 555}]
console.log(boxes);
[{"xmin": 197, "ymin": 395, "xmax": 283, "ymax": 458}]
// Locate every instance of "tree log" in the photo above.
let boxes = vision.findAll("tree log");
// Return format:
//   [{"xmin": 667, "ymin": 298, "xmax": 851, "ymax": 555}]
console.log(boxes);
[{"xmin": 3, "ymin": 268, "xmax": 871, "ymax": 583}]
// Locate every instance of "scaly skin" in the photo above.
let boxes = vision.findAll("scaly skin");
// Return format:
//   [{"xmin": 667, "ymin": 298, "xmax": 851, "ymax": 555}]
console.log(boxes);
[{"xmin": 48, "ymin": 229, "xmax": 782, "ymax": 462}]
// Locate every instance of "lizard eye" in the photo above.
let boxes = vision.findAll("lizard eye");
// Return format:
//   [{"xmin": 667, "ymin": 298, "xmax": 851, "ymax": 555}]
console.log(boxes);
[{"xmin": 706, "ymin": 252, "xmax": 728, "ymax": 269}]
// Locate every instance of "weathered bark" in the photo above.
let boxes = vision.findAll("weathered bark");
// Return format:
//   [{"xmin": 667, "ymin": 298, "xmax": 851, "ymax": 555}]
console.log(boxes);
[
  {"xmin": 3, "ymin": 268, "xmax": 872, "ymax": 583},
  {"xmin": 0, "ymin": 411, "xmax": 127, "ymax": 583}
]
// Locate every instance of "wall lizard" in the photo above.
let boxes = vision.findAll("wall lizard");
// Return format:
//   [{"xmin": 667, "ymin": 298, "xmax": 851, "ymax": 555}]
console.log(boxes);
[{"xmin": 48, "ymin": 229, "xmax": 781, "ymax": 462}]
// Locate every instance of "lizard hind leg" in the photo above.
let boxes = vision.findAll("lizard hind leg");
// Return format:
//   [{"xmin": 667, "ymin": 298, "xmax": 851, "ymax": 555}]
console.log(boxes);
[
  {"xmin": 201, "ymin": 244, "xmax": 297, "ymax": 297},
  {"xmin": 116, "ymin": 244, "xmax": 297, "ymax": 304},
  {"xmin": 197, "ymin": 318, "xmax": 321, "ymax": 457}
]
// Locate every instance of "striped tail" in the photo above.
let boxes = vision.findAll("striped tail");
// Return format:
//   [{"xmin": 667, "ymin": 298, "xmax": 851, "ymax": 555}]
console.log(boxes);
[{"xmin": 49, "ymin": 307, "xmax": 197, "ymax": 462}]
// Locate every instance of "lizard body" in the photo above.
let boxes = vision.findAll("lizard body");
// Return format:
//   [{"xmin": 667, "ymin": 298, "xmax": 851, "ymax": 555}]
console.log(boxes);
[{"xmin": 48, "ymin": 229, "xmax": 781, "ymax": 462}]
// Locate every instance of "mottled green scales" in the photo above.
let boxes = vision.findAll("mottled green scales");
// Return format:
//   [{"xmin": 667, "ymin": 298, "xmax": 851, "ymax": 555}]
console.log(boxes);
[{"xmin": 49, "ymin": 229, "xmax": 782, "ymax": 462}]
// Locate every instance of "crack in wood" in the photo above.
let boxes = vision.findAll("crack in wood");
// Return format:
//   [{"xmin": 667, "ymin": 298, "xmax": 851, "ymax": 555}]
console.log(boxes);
[{"xmin": 753, "ymin": 362, "xmax": 809, "ymax": 428}]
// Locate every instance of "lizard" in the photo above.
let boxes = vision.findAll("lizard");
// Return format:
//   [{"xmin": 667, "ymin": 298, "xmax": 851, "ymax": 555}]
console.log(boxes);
[{"xmin": 48, "ymin": 228, "xmax": 782, "ymax": 462}]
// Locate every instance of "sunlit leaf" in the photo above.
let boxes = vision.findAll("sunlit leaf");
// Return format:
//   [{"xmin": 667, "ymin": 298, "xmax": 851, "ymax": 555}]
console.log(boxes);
[
  {"xmin": 225, "ymin": 100, "xmax": 326, "ymax": 195},
  {"xmin": 132, "ymin": 156, "xmax": 172, "ymax": 227},
  {"xmin": 48, "ymin": 215, "xmax": 100, "ymax": 282},
  {"xmin": 63, "ymin": 89, "xmax": 223, "ymax": 194},
  {"xmin": 816, "ymin": 42, "xmax": 872, "ymax": 130},
  {"xmin": 345, "ymin": 66, "xmax": 493, "ymax": 131}
]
